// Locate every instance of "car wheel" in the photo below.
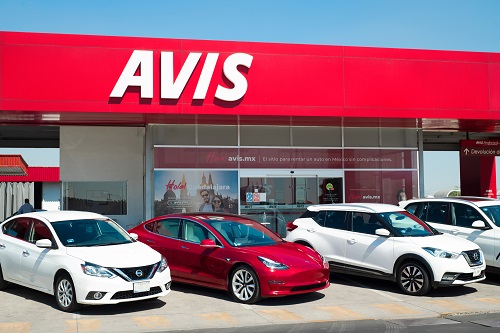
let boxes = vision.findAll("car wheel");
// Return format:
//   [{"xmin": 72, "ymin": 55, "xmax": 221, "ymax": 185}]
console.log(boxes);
[
  {"xmin": 397, "ymin": 261, "xmax": 431, "ymax": 296},
  {"xmin": 229, "ymin": 265, "xmax": 261, "ymax": 304},
  {"xmin": 0, "ymin": 265, "xmax": 9, "ymax": 290},
  {"xmin": 55, "ymin": 274, "xmax": 81, "ymax": 312}
]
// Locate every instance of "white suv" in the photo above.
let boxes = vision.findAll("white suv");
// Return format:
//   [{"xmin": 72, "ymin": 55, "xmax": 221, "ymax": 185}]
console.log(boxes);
[
  {"xmin": 285, "ymin": 203, "xmax": 485, "ymax": 296},
  {"xmin": 400, "ymin": 197, "xmax": 500, "ymax": 273}
]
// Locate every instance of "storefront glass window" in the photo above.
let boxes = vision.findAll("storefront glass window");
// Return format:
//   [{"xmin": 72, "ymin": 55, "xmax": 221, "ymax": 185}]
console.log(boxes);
[{"xmin": 62, "ymin": 181, "xmax": 127, "ymax": 215}]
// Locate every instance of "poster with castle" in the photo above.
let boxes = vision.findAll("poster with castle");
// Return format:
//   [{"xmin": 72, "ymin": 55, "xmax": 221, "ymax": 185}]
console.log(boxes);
[{"xmin": 154, "ymin": 170, "xmax": 239, "ymax": 216}]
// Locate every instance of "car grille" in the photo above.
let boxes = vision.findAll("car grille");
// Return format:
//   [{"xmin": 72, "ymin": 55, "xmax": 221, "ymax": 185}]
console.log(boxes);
[
  {"xmin": 290, "ymin": 281, "xmax": 327, "ymax": 292},
  {"xmin": 110, "ymin": 287, "xmax": 163, "ymax": 300},
  {"xmin": 112, "ymin": 263, "xmax": 159, "ymax": 281},
  {"xmin": 462, "ymin": 249, "xmax": 483, "ymax": 267}
]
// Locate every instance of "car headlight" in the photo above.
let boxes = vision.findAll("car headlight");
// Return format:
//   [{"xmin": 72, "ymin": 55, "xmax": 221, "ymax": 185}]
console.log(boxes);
[
  {"xmin": 423, "ymin": 247, "xmax": 460, "ymax": 259},
  {"xmin": 258, "ymin": 256, "xmax": 289, "ymax": 270},
  {"xmin": 81, "ymin": 262, "xmax": 117, "ymax": 278},
  {"xmin": 158, "ymin": 256, "xmax": 168, "ymax": 273}
]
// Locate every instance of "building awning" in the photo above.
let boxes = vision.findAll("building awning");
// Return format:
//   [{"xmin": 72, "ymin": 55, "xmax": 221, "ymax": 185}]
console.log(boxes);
[
  {"xmin": 0, "ymin": 166, "xmax": 59, "ymax": 182},
  {"xmin": 0, "ymin": 155, "xmax": 28, "ymax": 176}
]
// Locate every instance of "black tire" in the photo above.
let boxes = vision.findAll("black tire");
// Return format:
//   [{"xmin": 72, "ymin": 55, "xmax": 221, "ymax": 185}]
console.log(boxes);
[
  {"xmin": 397, "ymin": 261, "xmax": 431, "ymax": 296},
  {"xmin": 55, "ymin": 274, "xmax": 81, "ymax": 312},
  {"xmin": 0, "ymin": 265, "xmax": 9, "ymax": 290},
  {"xmin": 229, "ymin": 265, "xmax": 261, "ymax": 304}
]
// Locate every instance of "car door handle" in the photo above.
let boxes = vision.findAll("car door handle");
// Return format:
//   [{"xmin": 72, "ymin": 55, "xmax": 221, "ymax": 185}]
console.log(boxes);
[
  {"xmin": 307, "ymin": 228, "xmax": 315, "ymax": 233},
  {"xmin": 450, "ymin": 229, "xmax": 459, "ymax": 235},
  {"xmin": 0, "ymin": 243, "xmax": 5, "ymax": 249},
  {"xmin": 181, "ymin": 245, "xmax": 190, "ymax": 250},
  {"xmin": 347, "ymin": 239, "xmax": 357, "ymax": 244},
  {"xmin": 146, "ymin": 239, "xmax": 154, "ymax": 244},
  {"xmin": 22, "ymin": 250, "xmax": 30, "ymax": 257}
]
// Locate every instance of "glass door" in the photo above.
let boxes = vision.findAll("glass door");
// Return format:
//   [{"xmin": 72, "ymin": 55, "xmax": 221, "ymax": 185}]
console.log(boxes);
[{"xmin": 239, "ymin": 170, "xmax": 343, "ymax": 237}]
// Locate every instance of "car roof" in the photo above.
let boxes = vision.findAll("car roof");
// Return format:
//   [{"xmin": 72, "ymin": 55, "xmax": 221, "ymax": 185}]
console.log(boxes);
[
  {"xmin": 400, "ymin": 197, "xmax": 500, "ymax": 208},
  {"xmin": 6, "ymin": 210, "xmax": 109, "ymax": 223},
  {"xmin": 306, "ymin": 203, "xmax": 405, "ymax": 213}
]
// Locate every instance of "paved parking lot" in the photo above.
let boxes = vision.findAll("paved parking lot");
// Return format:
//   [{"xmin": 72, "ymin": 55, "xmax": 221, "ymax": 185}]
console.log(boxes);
[{"xmin": 1, "ymin": 273, "xmax": 499, "ymax": 333}]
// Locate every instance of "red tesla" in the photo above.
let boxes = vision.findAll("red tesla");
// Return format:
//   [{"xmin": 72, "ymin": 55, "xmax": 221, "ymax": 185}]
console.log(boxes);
[{"xmin": 128, "ymin": 212, "xmax": 330, "ymax": 303}]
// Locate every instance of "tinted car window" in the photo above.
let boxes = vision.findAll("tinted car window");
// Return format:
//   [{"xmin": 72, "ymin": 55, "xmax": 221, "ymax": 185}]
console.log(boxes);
[
  {"xmin": 324, "ymin": 211, "xmax": 348, "ymax": 230},
  {"xmin": 425, "ymin": 202, "xmax": 449, "ymax": 224},
  {"xmin": 480, "ymin": 205, "xmax": 500, "ymax": 227},
  {"xmin": 404, "ymin": 203, "xmax": 419, "ymax": 215},
  {"xmin": 31, "ymin": 220, "xmax": 53, "ymax": 243},
  {"xmin": 4, "ymin": 218, "xmax": 30, "ymax": 240},
  {"xmin": 352, "ymin": 213, "xmax": 384, "ymax": 235},
  {"xmin": 452, "ymin": 203, "xmax": 485, "ymax": 228},
  {"xmin": 150, "ymin": 219, "xmax": 181, "ymax": 238}
]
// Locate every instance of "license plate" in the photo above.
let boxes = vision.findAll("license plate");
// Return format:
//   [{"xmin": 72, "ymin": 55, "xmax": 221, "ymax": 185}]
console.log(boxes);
[
  {"xmin": 473, "ymin": 268, "xmax": 482, "ymax": 277},
  {"xmin": 133, "ymin": 281, "xmax": 150, "ymax": 293}
]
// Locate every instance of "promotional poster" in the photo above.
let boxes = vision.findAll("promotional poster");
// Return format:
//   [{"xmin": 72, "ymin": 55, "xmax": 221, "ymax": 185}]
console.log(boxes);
[{"xmin": 154, "ymin": 170, "xmax": 239, "ymax": 216}]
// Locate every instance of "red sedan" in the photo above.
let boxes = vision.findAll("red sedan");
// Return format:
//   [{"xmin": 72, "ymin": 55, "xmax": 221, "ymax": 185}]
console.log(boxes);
[{"xmin": 128, "ymin": 212, "xmax": 330, "ymax": 304}]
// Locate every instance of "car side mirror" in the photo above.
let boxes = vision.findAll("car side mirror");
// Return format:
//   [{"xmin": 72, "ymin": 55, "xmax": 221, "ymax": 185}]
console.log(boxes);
[
  {"xmin": 129, "ymin": 232, "xmax": 139, "ymax": 240},
  {"xmin": 375, "ymin": 228, "xmax": 391, "ymax": 237},
  {"xmin": 471, "ymin": 221, "xmax": 487, "ymax": 229},
  {"xmin": 35, "ymin": 239, "xmax": 53, "ymax": 248},
  {"xmin": 200, "ymin": 239, "xmax": 219, "ymax": 247}
]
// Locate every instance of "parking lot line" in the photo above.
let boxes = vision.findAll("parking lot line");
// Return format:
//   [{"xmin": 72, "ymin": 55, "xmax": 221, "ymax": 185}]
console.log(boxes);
[
  {"xmin": 372, "ymin": 303, "xmax": 422, "ymax": 315},
  {"xmin": 132, "ymin": 316, "xmax": 170, "ymax": 329},
  {"xmin": 425, "ymin": 300, "xmax": 471, "ymax": 313},
  {"xmin": 0, "ymin": 322, "xmax": 30, "ymax": 333},
  {"xmin": 65, "ymin": 319, "xmax": 100, "ymax": 332},
  {"xmin": 315, "ymin": 306, "xmax": 367, "ymax": 320},
  {"xmin": 257, "ymin": 309, "xmax": 304, "ymax": 321},
  {"xmin": 197, "ymin": 312, "xmax": 239, "ymax": 325},
  {"xmin": 476, "ymin": 298, "xmax": 500, "ymax": 304}
]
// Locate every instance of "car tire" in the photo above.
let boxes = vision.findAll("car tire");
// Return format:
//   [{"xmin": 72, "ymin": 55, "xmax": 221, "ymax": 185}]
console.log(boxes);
[
  {"xmin": 229, "ymin": 265, "xmax": 261, "ymax": 304},
  {"xmin": 0, "ymin": 265, "xmax": 9, "ymax": 290},
  {"xmin": 397, "ymin": 261, "xmax": 431, "ymax": 296},
  {"xmin": 55, "ymin": 274, "xmax": 81, "ymax": 312}
]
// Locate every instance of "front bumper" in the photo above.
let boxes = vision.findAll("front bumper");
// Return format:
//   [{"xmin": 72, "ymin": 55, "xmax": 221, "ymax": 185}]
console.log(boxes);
[
  {"xmin": 73, "ymin": 267, "xmax": 172, "ymax": 305},
  {"xmin": 259, "ymin": 265, "xmax": 330, "ymax": 297}
]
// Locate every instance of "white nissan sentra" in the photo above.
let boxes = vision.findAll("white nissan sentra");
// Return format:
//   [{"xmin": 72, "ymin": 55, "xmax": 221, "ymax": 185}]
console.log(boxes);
[
  {"xmin": 0, "ymin": 211, "xmax": 171, "ymax": 312},
  {"xmin": 286, "ymin": 203, "xmax": 486, "ymax": 296}
]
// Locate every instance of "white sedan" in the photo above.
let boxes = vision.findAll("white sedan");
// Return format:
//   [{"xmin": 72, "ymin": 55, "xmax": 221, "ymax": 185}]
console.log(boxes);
[{"xmin": 0, "ymin": 210, "xmax": 171, "ymax": 312}]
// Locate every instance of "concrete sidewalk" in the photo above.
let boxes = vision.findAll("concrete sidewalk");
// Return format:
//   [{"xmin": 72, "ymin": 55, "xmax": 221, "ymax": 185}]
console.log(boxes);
[{"xmin": 1, "ymin": 274, "xmax": 500, "ymax": 332}]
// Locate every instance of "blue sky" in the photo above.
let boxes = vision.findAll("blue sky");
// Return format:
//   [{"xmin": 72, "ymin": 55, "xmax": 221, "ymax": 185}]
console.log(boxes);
[{"xmin": 1, "ymin": 0, "xmax": 499, "ymax": 196}]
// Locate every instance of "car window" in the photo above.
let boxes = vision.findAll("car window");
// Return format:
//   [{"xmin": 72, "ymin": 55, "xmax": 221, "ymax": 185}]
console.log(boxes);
[
  {"xmin": 379, "ymin": 211, "xmax": 434, "ymax": 236},
  {"xmin": 153, "ymin": 219, "xmax": 181, "ymax": 238},
  {"xmin": 351, "ymin": 213, "xmax": 384, "ymax": 235},
  {"xmin": 182, "ymin": 220, "xmax": 206, "ymax": 244},
  {"xmin": 480, "ymin": 205, "xmax": 500, "ymax": 227},
  {"xmin": 425, "ymin": 202, "xmax": 449, "ymax": 224},
  {"xmin": 324, "ymin": 211, "xmax": 348, "ymax": 230},
  {"xmin": 404, "ymin": 203, "xmax": 419, "ymax": 215},
  {"xmin": 207, "ymin": 217, "xmax": 281, "ymax": 247},
  {"xmin": 3, "ymin": 218, "xmax": 30, "ymax": 241},
  {"xmin": 452, "ymin": 203, "xmax": 485, "ymax": 228},
  {"xmin": 52, "ymin": 219, "xmax": 132, "ymax": 247},
  {"xmin": 30, "ymin": 220, "xmax": 53, "ymax": 243}
]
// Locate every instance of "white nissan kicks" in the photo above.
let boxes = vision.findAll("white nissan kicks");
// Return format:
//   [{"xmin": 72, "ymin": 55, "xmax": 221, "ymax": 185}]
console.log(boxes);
[
  {"xmin": 285, "ymin": 203, "xmax": 486, "ymax": 296},
  {"xmin": 0, "ymin": 211, "xmax": 171, "ymax": 312}
]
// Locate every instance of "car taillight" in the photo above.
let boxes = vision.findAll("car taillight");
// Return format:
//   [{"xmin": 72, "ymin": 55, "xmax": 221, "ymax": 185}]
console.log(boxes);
[{"xmin": 286, "ymin": 221, "xmax": 298, "ymax": 232}]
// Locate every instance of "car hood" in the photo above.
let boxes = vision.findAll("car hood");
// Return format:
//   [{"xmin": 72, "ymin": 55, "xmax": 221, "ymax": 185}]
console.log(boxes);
[
  {"xmin": 65, "ymin": 241, "xmax": 162, "ymax": 267},
  {"xmin": 238, "ymin": 242, "xmax": 323, "ymax": 267},
  {"xmin": 409, "ymin": 234, "xmax": 479, "ymax": 253}
]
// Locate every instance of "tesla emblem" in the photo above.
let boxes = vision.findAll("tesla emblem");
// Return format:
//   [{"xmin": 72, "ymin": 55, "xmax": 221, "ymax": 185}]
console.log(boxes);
[{"xmin": 135, "ymin": 269, "xmax": 143, "ymax": 277}]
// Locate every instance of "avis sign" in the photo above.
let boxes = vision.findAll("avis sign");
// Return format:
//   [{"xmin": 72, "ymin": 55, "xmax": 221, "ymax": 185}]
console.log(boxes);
[{"xmin": 110, "ymin": 50, "xmax": 253, "ymax": 102}]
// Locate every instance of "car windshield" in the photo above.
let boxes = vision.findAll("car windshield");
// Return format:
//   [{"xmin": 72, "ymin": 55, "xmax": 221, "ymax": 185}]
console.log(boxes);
[
  {"xmin": 378, "ymin": 211, "xmax": 435, "ymax": 237},
  {"xmin": 52, "ymin": 219, "xmax": 133, "ymax": 247},
  {"xmin": 480, "ymin": 205, "xmax": 500, "ymax": 227},
  {"xmin": 204, "ymin": 217, "xmax": 282, "ymax": 247}
]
